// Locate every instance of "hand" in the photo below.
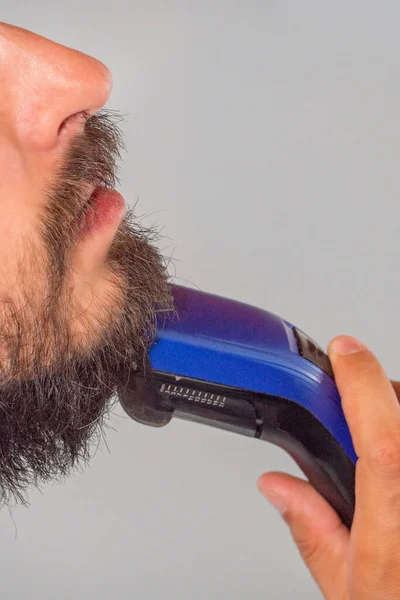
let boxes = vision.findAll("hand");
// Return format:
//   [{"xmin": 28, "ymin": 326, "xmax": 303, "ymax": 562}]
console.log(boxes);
[{"xmin": 257, "ymin": 335, "xmax": 400, "ymax": 599}]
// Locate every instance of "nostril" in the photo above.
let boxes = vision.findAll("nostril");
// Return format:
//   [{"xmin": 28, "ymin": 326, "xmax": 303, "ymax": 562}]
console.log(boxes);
[
  {"xmin": 57, "ymin": 110, "xmax": 90, "ymax": 137},
  {"xmin": 57, "ymin": 118, "xmax": 69, "ymax": 136}
]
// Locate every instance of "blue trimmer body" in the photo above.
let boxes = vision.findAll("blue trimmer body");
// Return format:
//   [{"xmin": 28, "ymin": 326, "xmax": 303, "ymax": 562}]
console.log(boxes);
[{"xmin": 119, "ymin": 285, "xmax": 356, "ymax": 528}]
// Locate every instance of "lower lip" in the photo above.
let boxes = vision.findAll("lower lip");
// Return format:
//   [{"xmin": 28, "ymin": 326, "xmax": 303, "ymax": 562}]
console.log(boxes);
[{"xmin": 78, "ymin": 187, "xmax": 126, "ymax": 237}]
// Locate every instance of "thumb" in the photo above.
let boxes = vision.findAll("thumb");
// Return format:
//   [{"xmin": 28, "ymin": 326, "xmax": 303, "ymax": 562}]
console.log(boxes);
[{"xmin": 257, "ymin": 472, "xmax": 350, "ymax": 600}]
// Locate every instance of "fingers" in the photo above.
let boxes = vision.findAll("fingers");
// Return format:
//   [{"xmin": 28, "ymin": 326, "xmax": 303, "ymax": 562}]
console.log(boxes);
[
  {"xmin": 258, "ymin": 472, "xmax": 349, "ymax": 600},
  {"xmin": 258, "ymin": 336, "xmax": 400, "ymax": 598},
  {"xmin": 328, "ymin": 336, "xmax": 400, "ymax": 467},
  {"xmin": 328, "ymin": 336, "xmax": 400, "ymax": 597}
]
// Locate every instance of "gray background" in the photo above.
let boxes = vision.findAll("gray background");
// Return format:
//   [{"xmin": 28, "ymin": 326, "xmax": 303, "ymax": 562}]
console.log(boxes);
[{"xmin": 1, "ymin": 1, "xmax": 400, "ymax": 598}]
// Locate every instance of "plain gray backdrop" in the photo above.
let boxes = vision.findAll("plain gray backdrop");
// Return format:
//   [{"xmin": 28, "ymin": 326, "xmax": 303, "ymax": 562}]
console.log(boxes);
[{"xmin": 1, "ymin": 1, "xmax": 399, "ymax": 598}]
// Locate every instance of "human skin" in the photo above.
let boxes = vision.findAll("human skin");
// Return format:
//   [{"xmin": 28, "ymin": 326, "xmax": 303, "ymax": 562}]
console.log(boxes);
[
  {"xmin": 258, "ymin": 335, "xmax": 400, "ymax": 599},
  {"xmin": 2, "ymin": 21, "xmax": 399, "ymax": 598},
  {"xmin": 0, "ymin": 21, "xmax": 172, "ymax": 503}
]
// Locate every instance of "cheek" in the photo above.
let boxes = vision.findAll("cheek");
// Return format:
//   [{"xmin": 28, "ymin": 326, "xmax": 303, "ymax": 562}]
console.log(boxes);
[
  {"xmin": 0, "ymin": 207, "xmax": 43, "ymax": 292},
  {"xmin": 0, "ymin": 231, "xmax": 52, "ymax": 376},
  {"xmin": 0, "ymin": 153, "xmax": 50, "ymax": 292},
  {"xmin": 0, "ymin": 211, "xmax": 52, "ymax": 351}
]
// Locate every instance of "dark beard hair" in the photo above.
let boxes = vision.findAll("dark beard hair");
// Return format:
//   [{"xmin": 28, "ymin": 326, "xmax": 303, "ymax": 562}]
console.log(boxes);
[{"xmin": 0, "ymin": 110, "xmax": 173, "ymax": 505}]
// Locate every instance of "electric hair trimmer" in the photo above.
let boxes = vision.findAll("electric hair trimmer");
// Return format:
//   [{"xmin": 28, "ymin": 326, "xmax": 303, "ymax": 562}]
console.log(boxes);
[{"xmin": 119, "ymin": 285, "xmax": 356, "ymax": 528}]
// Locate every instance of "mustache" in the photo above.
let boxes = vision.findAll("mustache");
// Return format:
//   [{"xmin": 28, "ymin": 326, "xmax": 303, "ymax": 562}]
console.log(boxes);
[
  {"xmin": 63, "ymin": 108, "xmax": 126, "ymax": 192},
  {"xmin": 38, "ymin": 109, "xmax": 127, "ymax": 264}
]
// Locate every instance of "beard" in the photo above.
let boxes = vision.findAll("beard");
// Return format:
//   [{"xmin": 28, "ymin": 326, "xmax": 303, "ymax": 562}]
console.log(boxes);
[{"xmin": 0, "ymin": 110, "xmax": 173, "ymax": 505}]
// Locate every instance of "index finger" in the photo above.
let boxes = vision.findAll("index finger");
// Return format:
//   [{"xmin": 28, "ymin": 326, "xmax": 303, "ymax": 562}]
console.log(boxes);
[{"xmin": 328, "ymin": 336, "xmax": 400, "ymax": 583}]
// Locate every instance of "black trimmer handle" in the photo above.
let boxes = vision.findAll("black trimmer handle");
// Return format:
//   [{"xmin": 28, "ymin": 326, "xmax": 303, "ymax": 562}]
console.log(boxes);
[{"xmin": 119, "ymin": 369, "xmax": 355, "ymax": 529}]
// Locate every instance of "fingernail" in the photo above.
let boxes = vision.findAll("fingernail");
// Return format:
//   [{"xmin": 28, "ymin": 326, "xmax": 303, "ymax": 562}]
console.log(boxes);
[
  {"xmin": 328, "ymin": 335, "xmax": 365, "ymax": 357},
  {"xmin": 262, "ymin": 491, "xmax": 287, "ymax": 515}
]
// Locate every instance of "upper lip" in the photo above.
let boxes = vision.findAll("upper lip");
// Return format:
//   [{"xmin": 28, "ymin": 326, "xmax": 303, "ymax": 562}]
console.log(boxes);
[
  {"xmin": 76, "ymin": 185, "xmax": 97, "ymax": 221},
  {"xmin": 84, "ymin": 185, "xmax": 97, "ymax": 206}
]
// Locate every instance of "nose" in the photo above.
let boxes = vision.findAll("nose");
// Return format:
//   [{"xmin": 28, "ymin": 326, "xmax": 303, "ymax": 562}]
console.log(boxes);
[{"xmin": 0, "ymin": 22, "xmax": 112, "ymax": 151}]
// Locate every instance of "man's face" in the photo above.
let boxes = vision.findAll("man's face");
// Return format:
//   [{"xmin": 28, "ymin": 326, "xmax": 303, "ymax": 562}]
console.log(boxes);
[{"xmin": 0, "ymin": 22, "xmax": 172, "ymax": 503}]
